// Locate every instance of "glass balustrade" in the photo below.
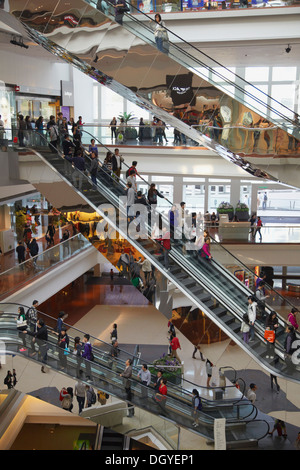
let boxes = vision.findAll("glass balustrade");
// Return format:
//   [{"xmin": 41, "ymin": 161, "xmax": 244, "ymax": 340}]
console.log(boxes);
[
  {"xmin": 8, "ymin": 0, "xmax": 300, "ymax": 184},
  {"xmin": 86, "ymin": 0, "xmax": 300, "ymax": 136},
  {"xmin": 6, "ymin": 127, "xmax": 300, "ymax": 382},
  {"xmin": 129, "ymin": 0, "xmax": 299, "ymax": 13},
  {"xmin": 0, "ymin": 234, "xmax": 91, "ymax": 301},
  {"xmin": 0, "ymin": 302, "xmax": 271, "ymax": 443}
]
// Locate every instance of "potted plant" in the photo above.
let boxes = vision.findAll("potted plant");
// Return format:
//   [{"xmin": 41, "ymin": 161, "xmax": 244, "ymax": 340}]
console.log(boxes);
[
  {"xmin": 217, "ymin": 202, "xmax": 234, "ymax": 221},
  {"xmin": 149, "ymin": 353, "xmax": 182, "ymax": 385},
  {"xmin": 235, "ymin": 202, "xmax": 249, "ymax": 221},
  {"xmin": 118, "ymin": 112, "xmax": 137, "ymax": 140}
]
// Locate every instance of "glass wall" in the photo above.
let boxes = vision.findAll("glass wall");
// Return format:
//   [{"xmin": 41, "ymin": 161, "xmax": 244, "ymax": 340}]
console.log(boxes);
[
  {"xmin": 182, "ymin": 182, "xmax": 205, "ymax": 213},
  {"xmin": 257, "ymin": 189, "xmax": 300, "ymax": 215},
  {"xmin": 15, "ymin": 96, "xmax": 59, "ymax": 122},
  {"xmin": 208, "ymin": 179, "xmax": 231, "ymax": 212}
]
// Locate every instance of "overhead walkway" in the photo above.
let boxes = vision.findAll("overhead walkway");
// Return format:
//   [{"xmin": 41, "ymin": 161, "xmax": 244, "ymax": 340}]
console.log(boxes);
[
  {"xmin": 5, "ymin": 128, "xmax": 300, "ymax": 385},
  {"xmin": 3, "ymin": 2, "xmax": 299, "ymax": 187},
  {"xmin": 0, "ymin": 302, "xmax": 271, "ymax": 448}
]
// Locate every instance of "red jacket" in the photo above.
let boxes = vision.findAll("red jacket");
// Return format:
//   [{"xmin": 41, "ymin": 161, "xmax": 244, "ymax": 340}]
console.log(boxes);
[
  {"xmin": 159, "ymin": 383, "xmax": 167, "ymax": 396},
  {"xmin": 171, "ymin": 336, "xmax": 181, "ymax": 351},
  {"xmin": 157, "ymin": 232, "xmax": 171, "ymax": 250}
]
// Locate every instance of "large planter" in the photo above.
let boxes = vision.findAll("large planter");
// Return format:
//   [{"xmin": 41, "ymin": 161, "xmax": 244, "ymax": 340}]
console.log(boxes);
[
  {"xmin": 125, "ymin": 127, "xmax": 138, "ymax": 140},
  {"xmin": 217, "ymin": 209, "xmax": 234, "ymax": 221},
  {"xmin": 235, "ymin": 210, "xmax": 249, "ymax": 221},
  {"xmin": 149, "ymin": 354, "xmax": 182, "ymax": 385}
]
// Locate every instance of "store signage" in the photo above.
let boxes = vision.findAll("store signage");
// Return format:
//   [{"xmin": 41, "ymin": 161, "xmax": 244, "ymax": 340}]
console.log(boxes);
[
  {"xmin": 166, "ymin": 72, "xmax": 195, "ymax": 107},
  {"xmin": 61, "ymin": 80, "xmax": 74, "ymax": 107},
  {"xmin": 15, "ymin": 85, "xmax": 20, "ymax": 92}
]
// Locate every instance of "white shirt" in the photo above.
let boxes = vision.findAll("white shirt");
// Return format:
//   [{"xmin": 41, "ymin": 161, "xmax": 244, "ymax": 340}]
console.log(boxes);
[
  {"xmin": 248, "ymin": 302, "xmax": 257, "ymax": 324},
  {"xmin": 75, "ymin": 381, "xmax": 86, "ymax": 397},
  {"xmin": 138, "ymin": 368, "xmax": 151, "ymax": 386},
  {"xmin": 246, "ymin": 388, "xmax": 256, "ymax": 404}
]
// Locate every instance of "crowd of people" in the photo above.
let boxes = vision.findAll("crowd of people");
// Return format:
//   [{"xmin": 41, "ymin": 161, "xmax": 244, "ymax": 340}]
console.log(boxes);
[{"xmin": 0, "ymin": 283, "xmax": 294, "ymax": 443}]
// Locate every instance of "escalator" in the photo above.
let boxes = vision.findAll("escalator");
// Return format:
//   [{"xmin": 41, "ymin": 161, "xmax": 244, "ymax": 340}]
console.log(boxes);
[
  {"xmin": 4, "ymin": 1, "xmax": 300, "ymax": 186},
  {"xmin": 99, "ymin": 428, "xmax": 128, "ymax": 450},
  {"xmin": 0, "ymin": 301, "xmax": 271, "ymax": 447},
  {"xmin": 7, "ymin": 129, "xmax": 300, "ymax": 384}
]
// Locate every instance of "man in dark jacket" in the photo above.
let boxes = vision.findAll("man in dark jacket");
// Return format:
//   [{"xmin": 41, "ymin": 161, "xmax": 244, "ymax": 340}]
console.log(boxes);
[
  {"xmin": 111, "ymin": 148, "xmax": 124, "ymax": 180},
  {"xmin": 62, "ymin": 134, "xmax": 74, "ymax": 177},
  {"xmin": 28, "ymin": 238, "xmax": 39, "ymax": 265},
  {"xmin": 72, "ymin": 150, "xmax": 86, "ymax": 191},
  {"xmin": 89, "ymin": 151, "xmax": 99, "ymax": 190},
  {"xmin": 16, "ymin": 241, "xmax": 26, "ymax": 264},
  {"xmin": 58, "ymin": 328, "xmax": 70, "ymax": 370},
  {"xmin": 82, "ymin": 334, "xmax": 93, "ymax": 380},
  {"xmin": 120, "ymin": 359, "xmax": 134, "ymax": 416}
]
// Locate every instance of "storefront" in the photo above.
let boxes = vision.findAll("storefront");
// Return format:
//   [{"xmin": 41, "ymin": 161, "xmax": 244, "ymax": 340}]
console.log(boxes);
[
  {"xmin": 132, "ymin": 0, "xmax": 262, "ymax": 13},
  {"xmin": 15, "ymin": 94, "xmax": 60, "ymax": 124},
  {"xmin": 0, "ymin": 82, "xmax": 61, "ymax": 135}
]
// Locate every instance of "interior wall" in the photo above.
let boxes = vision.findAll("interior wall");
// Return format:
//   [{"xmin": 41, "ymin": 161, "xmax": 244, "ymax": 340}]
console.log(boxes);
[{"xmin": 0, "ymin": 49, "xmax": 71, "ymax": 93}]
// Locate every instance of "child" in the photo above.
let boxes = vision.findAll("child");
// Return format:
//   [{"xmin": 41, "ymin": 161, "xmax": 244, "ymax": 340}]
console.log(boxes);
[{"xmin": 241, "ymin": 313, "xmax": 250, "ymax": 344}]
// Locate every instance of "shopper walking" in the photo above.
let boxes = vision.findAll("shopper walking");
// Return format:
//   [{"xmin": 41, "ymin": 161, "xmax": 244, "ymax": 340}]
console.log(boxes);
[
  {"xmin": 206, "ymin": 359, "xmax": 213, "ymax": 388},
  {"xmin": 191, "ymin": 389, "xmax": 202, "ymax": 427},
  {"xmin": 75, "ymin": 380, "xmax": 86, "ymax": 413}
]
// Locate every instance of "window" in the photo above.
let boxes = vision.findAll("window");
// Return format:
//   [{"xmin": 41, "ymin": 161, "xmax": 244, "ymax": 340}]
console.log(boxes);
[
  {"xmin": 100, "ymin": 87, "xmax": 123, "ymax": 120},
  {"xmin": 272, "ymin": 67, "xmax": 297, "ymax": 82},
  {"xmin": 182, "ymin": 184, "xmax": 205, "ymax": 213},
  {"xmin": 245, "ymin": 67, "xmax": 269, "ymax": 83}
]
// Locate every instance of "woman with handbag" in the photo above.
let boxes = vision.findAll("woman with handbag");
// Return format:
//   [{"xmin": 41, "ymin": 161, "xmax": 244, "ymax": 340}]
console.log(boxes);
[
  {"xmin": 151, "ymin": 14, "xmax": 169, "ymax": 54},
  {"xmin": 113, "ymin": 0, "xmax": 129, "ymax": 25}
]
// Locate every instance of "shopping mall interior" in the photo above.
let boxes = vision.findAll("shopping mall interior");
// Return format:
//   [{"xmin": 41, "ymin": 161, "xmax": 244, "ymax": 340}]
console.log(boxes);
[{"xmin": 0, "ymin": 0, "xmax": 300, "ymax": 452}]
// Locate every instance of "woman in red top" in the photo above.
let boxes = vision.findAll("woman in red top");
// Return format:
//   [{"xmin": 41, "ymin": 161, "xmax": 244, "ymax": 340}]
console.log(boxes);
[
  {"xmin": 159, "ymin": 378, "xmax": 167, "ymax": 396},
  {"xmin": 170, "ymin": 334, "xmax": 181, "ymax": 360},
  {"xmin": 156, "ymin": 227, "xmax": 171, "ymax": 270},
  {"xmin": 200, "ymin": 237, "xmax": 212, "ymax": 260},
  {"xmin": 288, "ymin": 308, "xmax": 299, "ymax": 330},
  {"xmin": 155, "ymin": 378, "xmax": 168, "ymax": 411}
]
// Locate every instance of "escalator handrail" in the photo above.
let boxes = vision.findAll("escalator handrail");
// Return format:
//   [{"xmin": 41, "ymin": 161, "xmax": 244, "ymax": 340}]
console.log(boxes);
[
  {"xmin": 1, "ymin": 315, "xmax": 255, "ymax": 416},
  {"xmin": 3, "ymin": 343, "xmax": 270, "ymax": 439},
  {"xmin": 0, "ymin": 232, "xmax": 87, "ymax": 278},
  {"xmin": 9, "ymin": 132, "xmax": 300, "ymax": 378},
  {"xmin": 11, "ymin": 129, "xmax": 299, "ymax": 344},
  {"xmin": 0, "ymin": 303, "xmax": 242, "ymax": 402},
  {"xmin": 2, "ymin": 303, "xmax": 259, "ymax": 410},
  {"xmin": 89, "ymin": 0, "xmax": 300, "ymax": 129},
  {"xmin": 78, "ymin": 128, "xmax": 300, "ymax": 318}
]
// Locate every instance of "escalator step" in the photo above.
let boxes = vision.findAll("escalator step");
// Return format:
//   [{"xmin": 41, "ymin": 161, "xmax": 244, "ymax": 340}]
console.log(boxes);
[
  {"xmin": 197, "ymin": 292, "xmax": 212, "ymax": 302},
  {"xmin": 180, "ymin": 278, "xmax": 195, "ymax": 287},
  {"xmin": 189, "ymin": 285, "xmax": 204, "ymax": 294},
  {"xmin": 202, "ymin": 299, "xmax": 215, "ymax": 310},
  {"xmin": 101, "ymin": 445, "xmax": 124, "ymax": 450},
  {"xmin": 220, "ymin": 314, "xmax": 235, "ymax": 325},
  {"xmin": 212, "ymin": 306, "xmax": 228, "ymax": 316}
]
